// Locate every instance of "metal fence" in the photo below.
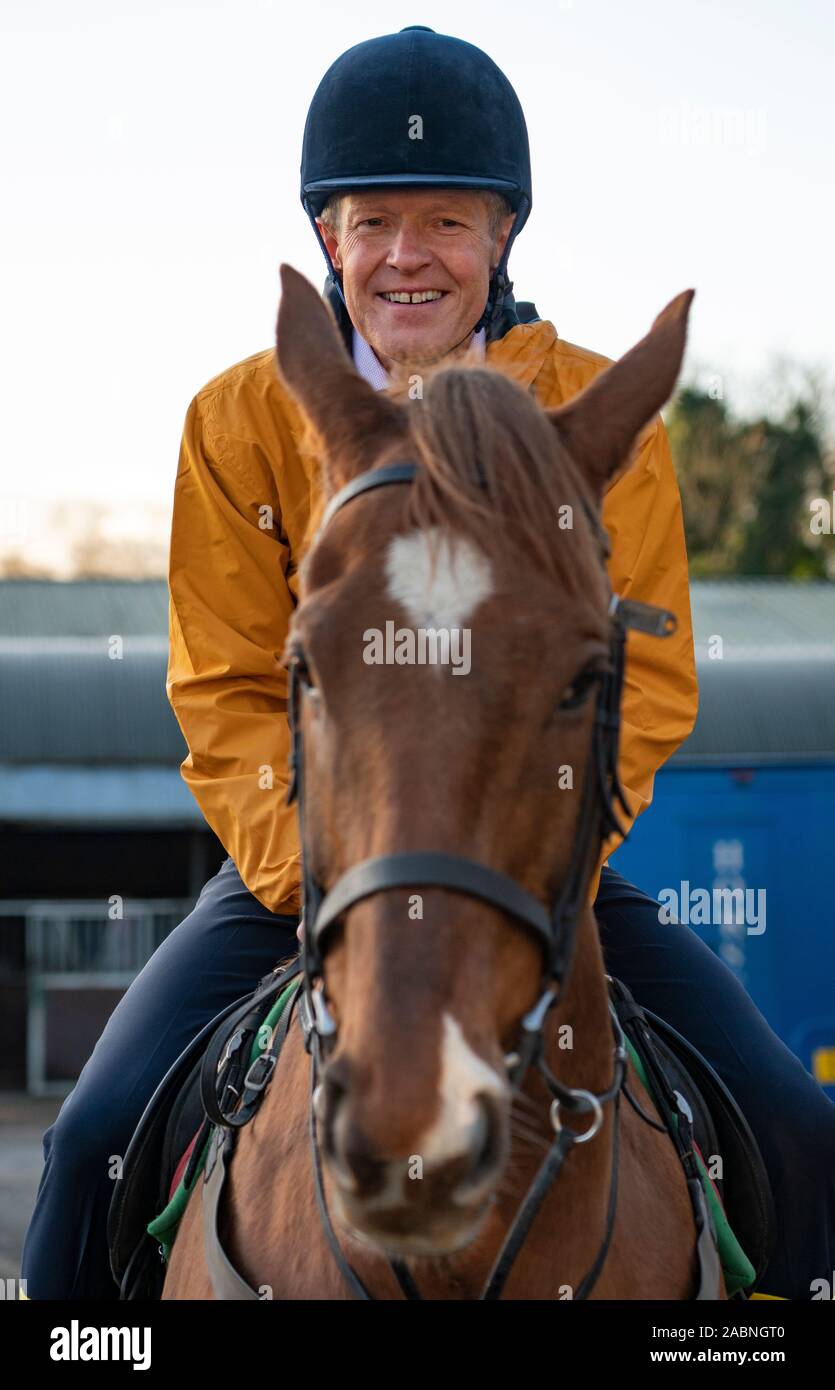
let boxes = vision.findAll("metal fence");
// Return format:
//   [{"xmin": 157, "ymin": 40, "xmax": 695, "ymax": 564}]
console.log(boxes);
[
  {"xmin": 23, "ymin": 901, "xmax": 189, "ymax": 977},
  {"xmin": 0, "ymin": 898, "xmax": 193, "ymax": 1094}
]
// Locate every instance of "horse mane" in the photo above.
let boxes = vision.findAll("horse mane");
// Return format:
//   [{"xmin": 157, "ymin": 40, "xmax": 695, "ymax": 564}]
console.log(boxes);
[{"xmin": 395, "ymin": 363, "xmax": 598, "ymax": 597}]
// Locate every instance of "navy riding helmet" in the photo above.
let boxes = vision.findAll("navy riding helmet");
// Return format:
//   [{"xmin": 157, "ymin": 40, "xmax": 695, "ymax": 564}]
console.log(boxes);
[{"xmin": 300, "ymin": 26, "xmax": 533, "ymax": 343}]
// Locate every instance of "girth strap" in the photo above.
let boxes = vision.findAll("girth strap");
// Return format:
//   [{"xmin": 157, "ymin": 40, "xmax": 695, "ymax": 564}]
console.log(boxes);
[
  {"xmin": 693, "ymin": 1184, "xmax": 725, "ymax": 1299},
  {"xmin": 200, "ymin": 979, "xmax": 305, "ymax": 1301},
  {"xmin": 202, "ymin": 1130, "xmax": 261, "ymax": 1300}
]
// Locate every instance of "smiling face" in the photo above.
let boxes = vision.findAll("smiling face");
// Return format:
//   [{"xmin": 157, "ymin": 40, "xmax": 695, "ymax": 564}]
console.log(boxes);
[{"xmin": 317, "ymin": 189, "xmax": 515, "ymax": 370}]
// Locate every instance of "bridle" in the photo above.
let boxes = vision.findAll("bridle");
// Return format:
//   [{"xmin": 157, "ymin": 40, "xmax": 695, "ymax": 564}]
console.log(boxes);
[{"xmin": 286, "ymin": 458, "xmax": 679, "ymax": 1300}]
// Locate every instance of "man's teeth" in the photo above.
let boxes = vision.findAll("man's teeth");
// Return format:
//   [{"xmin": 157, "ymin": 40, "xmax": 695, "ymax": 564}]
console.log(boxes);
[{"xmin": 380, "ymin": 290, "xmax": 445, "ymax": 304}]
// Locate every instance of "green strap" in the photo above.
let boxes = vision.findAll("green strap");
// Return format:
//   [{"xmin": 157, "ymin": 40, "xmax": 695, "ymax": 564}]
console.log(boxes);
[
  {"xmin": 623, "ymin": 1037, "xmax": 756, "ymax": 1294},
  {"xmin": 147, "ymin": 978, "xmax": 301, "ymax": 1259}
]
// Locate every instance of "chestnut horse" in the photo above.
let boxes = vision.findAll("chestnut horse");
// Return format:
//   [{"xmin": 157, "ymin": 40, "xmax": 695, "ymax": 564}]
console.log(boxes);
[{"xmin": 163, "ymin": 266, "xmax": 718, "ymax": 1300}]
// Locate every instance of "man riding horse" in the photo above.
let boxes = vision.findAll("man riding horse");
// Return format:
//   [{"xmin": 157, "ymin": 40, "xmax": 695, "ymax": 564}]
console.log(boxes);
[{"xmin": 21, "ymin": 26, "xmax": 835, "ymax": 1300}]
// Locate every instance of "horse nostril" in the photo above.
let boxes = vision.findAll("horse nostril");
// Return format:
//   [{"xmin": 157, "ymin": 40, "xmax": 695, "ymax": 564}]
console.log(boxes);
[
  {"xmin": 319, "ymin": 1063, "xmax": 388, "ymax": 1197},
  {"xmin": 330, "ymin": 1111, "xmax": 387, "ymax": 1197},
  {"xmin": 343, "ymin": 1144, "xmax": 387, "ymax": 1196},
  {"xmin": 319, "ymin": 1066, "xmax": 348, "ymax": 1160}
]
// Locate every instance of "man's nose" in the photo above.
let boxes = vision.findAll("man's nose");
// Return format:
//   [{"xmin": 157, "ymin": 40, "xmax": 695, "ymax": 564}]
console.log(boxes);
[{"xmin": 387, "ymin": 227, "xmax": 432, "ymax": 269}]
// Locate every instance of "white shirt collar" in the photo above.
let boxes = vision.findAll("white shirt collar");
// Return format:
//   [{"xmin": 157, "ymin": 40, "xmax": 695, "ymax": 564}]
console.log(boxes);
[{"xmin": 352, "ymin": 325, "xmax": 487, "ymax": 391}]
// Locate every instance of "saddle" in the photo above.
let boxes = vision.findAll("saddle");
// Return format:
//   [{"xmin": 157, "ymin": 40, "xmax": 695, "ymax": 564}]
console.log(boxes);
[
  {"xmin": 608, "ymin": 977, "xmax": 776, "ymax": 1295},
  {"xmin": 107, "ymin": 957, "xmax": 302, "ymax": 1301},
  {"xmin": 108, "ymin": 965, "xmax": 775, "ymax": 1300}
]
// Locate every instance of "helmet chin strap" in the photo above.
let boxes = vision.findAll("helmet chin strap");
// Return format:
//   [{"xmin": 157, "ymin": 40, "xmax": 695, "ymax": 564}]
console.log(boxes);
[
  {"xmin": 472, "ymin": 193, "xmax": 529, "ymax": 338},
  {"xmin": 305, "ymin": 206, "xmax": 349, "ymax": 315}
]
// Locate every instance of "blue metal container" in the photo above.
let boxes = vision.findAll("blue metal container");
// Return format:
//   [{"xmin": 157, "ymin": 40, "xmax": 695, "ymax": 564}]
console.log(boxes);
[
  {"xmin": 613, "ymin": 580, "xmax": 835, "ymax": 1101},
  {"xmin": 613, "ymin": 765, "xmax": 835, "ymax": 1100}
]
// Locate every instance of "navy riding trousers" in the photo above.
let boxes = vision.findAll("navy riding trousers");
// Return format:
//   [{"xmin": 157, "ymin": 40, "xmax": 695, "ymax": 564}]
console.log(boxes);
[{"xmin": 20, "ymin": 858, "xmax": 835, "ymax": 1300}]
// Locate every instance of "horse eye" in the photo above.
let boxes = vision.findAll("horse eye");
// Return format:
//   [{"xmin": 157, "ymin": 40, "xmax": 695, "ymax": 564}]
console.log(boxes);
[{"xmin": 559, "ymin": 665, "xmax": 601, "ymax": 711}]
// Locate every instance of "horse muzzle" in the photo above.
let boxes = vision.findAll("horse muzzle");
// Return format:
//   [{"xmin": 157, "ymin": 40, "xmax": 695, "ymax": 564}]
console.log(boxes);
[{"xmin": 317, "ymin": 1070, "xmax": 509, "ymax": 1255}]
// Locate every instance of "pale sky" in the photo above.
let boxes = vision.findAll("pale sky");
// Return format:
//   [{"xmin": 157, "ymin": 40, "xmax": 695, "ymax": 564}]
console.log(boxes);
[{"xmin": 1, "ymin": 0, "xmax": 833, "ymax": 570}]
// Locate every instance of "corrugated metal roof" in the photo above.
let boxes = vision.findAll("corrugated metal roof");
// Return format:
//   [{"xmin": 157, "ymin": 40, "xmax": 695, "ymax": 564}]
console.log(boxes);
[
  {"xmin": 0, "ymin": 582, "xmax": 178, "ymax": 775},
  {"xmin": 0, "ymin": 579, "xmax": 168, "ymax": 638},
  {"xmin": 672, "ymin": 579, "xmax": 835, "ymax": 765},
  {"xmin": 0, "ymin": 644, "xmax": 182, "ymax": 763},
  {"xmin": 0, "ymin": 579, "xmax": 833, "ymax": 780},
  {"xmin": 688, "ymin": 579, "xmax": 835, "ymax": 660},
  {"xmin": 671, "ymin": 656, "xmax": 835, "ymax": 765},
  {"xmin": 4, "ymin": 576, "xmax": 832, "ymax": 648}
]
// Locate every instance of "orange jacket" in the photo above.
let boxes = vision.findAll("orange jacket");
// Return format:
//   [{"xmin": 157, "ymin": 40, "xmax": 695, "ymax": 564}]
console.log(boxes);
[{"xmin": 167, "ymin": 317, "xmax": 698, "ymax": 915}]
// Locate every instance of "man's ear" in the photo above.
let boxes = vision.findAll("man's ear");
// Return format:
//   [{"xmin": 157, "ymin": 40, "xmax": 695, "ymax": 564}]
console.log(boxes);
[
  {"xmin": 548, "ymin": 289, "xmax": 695, "ymax": 499},
  {"xmin": 493, "ymin": 212, "xmax": 517, "ymax": 269},
  {"xmin": 315, "ymin": 218, "xmax": 341, "ymax": 269},
  {"xmin": 274, "ymin": 264, "xmax": 407, "ymax": 493}
]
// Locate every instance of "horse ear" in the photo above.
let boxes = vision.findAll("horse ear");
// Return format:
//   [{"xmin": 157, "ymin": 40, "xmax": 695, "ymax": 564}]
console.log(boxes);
[
  {"xmin": 548, "ymin": 290, "xmax": 695, "ymax": 499},
  {"xmin": 275, "ymin": 264, "xmax": 408, "ymax": 493}
]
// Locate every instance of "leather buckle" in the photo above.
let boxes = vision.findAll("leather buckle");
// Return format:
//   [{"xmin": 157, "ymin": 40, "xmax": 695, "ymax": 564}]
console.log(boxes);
[
  {"xmin": 218, "ymin": 1028, "xmax": 244, "ymax": 1072},
  {"xmin": 242, "ymin": 1052, "xmax": 277, "ymax": 1095}
]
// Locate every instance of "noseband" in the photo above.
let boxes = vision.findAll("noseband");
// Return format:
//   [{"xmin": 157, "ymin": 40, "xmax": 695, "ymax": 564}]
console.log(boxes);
[{"xmin": 286, "ymin": 458, "xmax": 678, "ymax": 1300}]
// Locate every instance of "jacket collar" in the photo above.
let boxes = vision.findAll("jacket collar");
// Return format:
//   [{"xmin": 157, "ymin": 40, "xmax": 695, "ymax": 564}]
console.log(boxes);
[
  {"xmin": 485, "ymin": 317, "xmax": 557, "ymax": 390},
  {"xmin": 320, "ymin": 277, "xmax": 557, "ymax": 396},
  {"xmin": 352, "ymin": 325, "xmax": 487, "ymax": 391}
]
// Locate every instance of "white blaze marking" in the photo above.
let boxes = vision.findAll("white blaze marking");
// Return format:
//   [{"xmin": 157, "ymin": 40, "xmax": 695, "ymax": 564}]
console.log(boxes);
[
  {"xmin": 333, "ymin": 1015, "xmax": 507, "ymax": 1217},
  {"xmin": 385, "ymin": 528, "xmax": 493, "ymax": 631},
  {"xmin": 418, "ymin": 1013, "xmax": 507, "ymax": 1167}
]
